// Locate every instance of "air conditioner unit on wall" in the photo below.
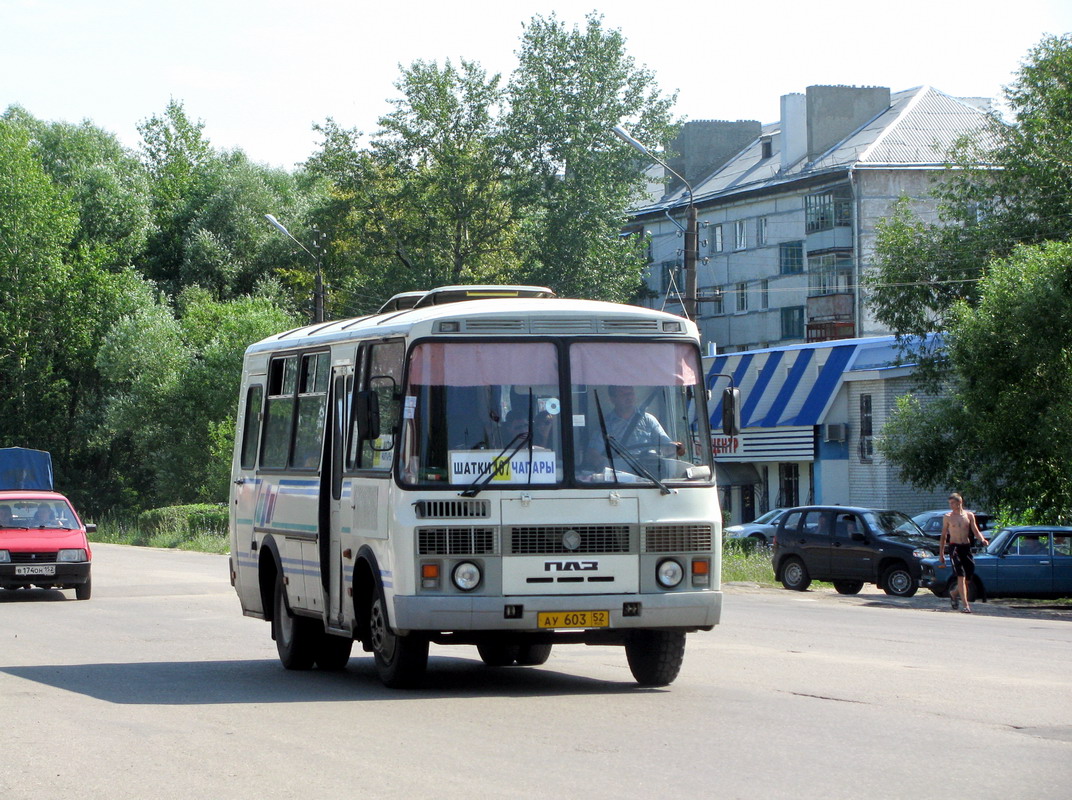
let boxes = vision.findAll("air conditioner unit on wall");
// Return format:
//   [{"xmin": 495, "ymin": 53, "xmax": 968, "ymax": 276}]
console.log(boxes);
[{"xmin": 824, "ymin": 423, "xmax": 847, "ymax": 442}]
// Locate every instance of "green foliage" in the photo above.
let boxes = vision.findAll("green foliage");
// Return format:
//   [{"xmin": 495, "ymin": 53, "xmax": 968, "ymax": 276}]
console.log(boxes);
[
  {"xmin": 91, "ymin": 505, "xmax": 229, "ymax": 553},
  {"xmin": 507, "ymin": 12, "xmax": 676, "ymax": 301},
  {"xmin": 137, "ymin": 503, "xmax": 228, "ymax": 534},
  {"xmin": 722, "ymin": 540, "xmax": 776, "ymax": 584},
  {"xmin": 96, "ymin": 289, "xmax": 297, "ymax": 507},
  {"xmin": 882, "ymin": 242, "xmax": 1072, "ymax": 521},
  {"xmin": 871, "ymin": 35, "xmax": 1072, "ymax": 519},
  {"xmin": 305, "ymin": 13, "xmax": 675, "ymax": 308}
]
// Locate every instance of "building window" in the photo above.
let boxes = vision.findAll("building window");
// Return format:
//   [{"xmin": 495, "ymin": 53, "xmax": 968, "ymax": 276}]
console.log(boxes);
[
  {"xmin": 734, "ymin": 220, "xmax": 747, "ymax": 250},
  {"xmin": 778, "ymin": 463, "xmax": 800, "ymax": 507},
  {"xmin": 807, "ymin": 252, "xmax": 853, "ymax": 295},
  {"xmin": 757, "ymin": 216, "xmax": 768, "ymax": 247},
  {"xmin": 658, "ymin": 260, "xmax": 681, "ymax": 295},
  {"xmin": 859, "ymin": 394, "xmax": 874, "ymax": 461},
  {"xmin": 710, "ymin": 224, "xmax": 723, "ymax": 253},
  {"xmin": 779, "ymin": 241, "xmax": 804, "ymax": 274},
  {"xmin": 736, "ymin": 282, "xmax": 748, "ymax": 313},
  {"xmin": 805, "ymin": 186, "xmax": 852, "ymax": 233},
  {"xmin": 780, "ymin": 306, "xmax": 805, "ymax": 339},
  {"xmin": 711, "ymin": 286, "xmax": 724, "ymax": 315},
  {"xmin": 699, "ymin": 285, "xmax": 725, "ymax": 315},
  {"xmin": 760, "ymin": 279, "xmax": 769, "ymax": 310},
  {"xmin": 760, "ymin": 136, "xmax": 773, "ymax": 160}
]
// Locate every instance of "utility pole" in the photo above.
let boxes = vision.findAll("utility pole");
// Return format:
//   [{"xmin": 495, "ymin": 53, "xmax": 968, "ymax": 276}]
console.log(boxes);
[{"xmin": 612, "ymin": 125, "xmax": 698, "ymax": 320}]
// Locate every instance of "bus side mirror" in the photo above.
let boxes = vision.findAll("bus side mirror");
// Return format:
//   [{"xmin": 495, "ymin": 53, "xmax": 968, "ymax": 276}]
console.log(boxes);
[
  {"xmin": 722, "ymin": 387, "xmax": 741, "ymax": 436},
  {"xmin": 356, "ymin": 390, "xmax": 381, "ymax": 441}
]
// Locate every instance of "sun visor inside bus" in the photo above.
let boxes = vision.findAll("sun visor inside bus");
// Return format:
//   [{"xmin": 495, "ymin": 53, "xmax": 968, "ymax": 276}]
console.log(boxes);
[{"xmin": 0, "ymin": 447, "xmax": 55, "ymax": 491}]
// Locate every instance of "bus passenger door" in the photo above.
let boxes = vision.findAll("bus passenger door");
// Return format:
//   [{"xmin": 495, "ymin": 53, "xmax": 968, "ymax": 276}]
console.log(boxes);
[
  {"xmin": 232, "ymin": 379, "xmax": 265, "ymax": 613},
  {"xmin": 324, "ymin": 366, "xmax": 352, "ymax": 627}
]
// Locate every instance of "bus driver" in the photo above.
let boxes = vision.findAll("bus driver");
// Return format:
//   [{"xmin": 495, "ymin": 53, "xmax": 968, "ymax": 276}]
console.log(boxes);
[{"xmin": 589, "ymin": 385, "xmax": 685, "ymax": 463}]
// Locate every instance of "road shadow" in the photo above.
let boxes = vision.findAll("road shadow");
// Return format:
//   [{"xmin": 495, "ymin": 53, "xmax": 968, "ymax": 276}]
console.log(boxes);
[
  {"xmin": 0, "ymin": 655, "xmax": 660, "ymax": 704},
  {"xmin": 0, "ymin": 588, "xmax": 72, "ymax": 602}
]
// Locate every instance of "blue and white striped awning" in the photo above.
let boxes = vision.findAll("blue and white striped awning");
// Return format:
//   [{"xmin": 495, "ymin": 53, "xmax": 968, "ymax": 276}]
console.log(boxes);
[{"xmin": 706, "ymin": 335, "xmax": 926, "ymax": 429}]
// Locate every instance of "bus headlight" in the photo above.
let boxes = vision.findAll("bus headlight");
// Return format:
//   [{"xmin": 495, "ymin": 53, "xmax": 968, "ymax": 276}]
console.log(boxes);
[
  {"xmin": 452, "ymin": 561, "xmax": 482, "ymax": 592},
  {"xmin": 656, "ymin": 558, "xmax": 684, "ymax": 588}
]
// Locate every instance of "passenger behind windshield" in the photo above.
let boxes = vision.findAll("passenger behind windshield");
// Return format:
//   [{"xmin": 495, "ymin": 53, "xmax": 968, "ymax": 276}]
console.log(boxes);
[{"xmin": 0, "ymin": 504, "xmax": 12, "ymax": 528}]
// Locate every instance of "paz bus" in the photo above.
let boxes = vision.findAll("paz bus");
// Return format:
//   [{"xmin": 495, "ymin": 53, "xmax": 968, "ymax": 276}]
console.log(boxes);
[{"xmin": 228, "ymin": 285, "xmax": 735, "ymax": 687}]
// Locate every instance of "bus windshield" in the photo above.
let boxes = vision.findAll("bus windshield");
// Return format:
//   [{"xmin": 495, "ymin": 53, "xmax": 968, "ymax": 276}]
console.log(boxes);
[{"xmin": 399, "ymin": 340, "xmax": 711, "ymax": 488}]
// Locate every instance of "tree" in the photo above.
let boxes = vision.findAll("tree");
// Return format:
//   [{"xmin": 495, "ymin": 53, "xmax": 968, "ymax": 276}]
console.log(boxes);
[
  {"xmin": 138, "ymin": 99, "xmax": 217, "ymax": 291},
  {"xmin": 880, "ymin": 242, "xmax": 1072, "ymax": 520},
  {"xmin": 306, "ymin": 59, "xmax": 524, "ymax": 314},
  {"xmin": 0, "ymin": 118, "xmax": 78, "ymax": 449},
  {"xmin": 3, "ymin": 106, "xmax": 152, "ymax": 267},
  {"xmin": 96, "ymin": 286, "xmax": 297, "ymax": 506},
  {"xmin": 506, "ymin": 12, "xmax": 676, "ymax": 301}
]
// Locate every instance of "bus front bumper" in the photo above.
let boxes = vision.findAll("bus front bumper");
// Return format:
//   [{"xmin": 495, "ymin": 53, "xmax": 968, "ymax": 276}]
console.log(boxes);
[{"xmin": 392, "ymin": 590, "xmax": 721, "ymax": 633}]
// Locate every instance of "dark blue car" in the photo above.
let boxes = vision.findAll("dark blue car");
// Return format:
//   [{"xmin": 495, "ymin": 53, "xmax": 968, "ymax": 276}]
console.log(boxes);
[{"xmin": 919, "ymin": 526, "xmax": 1072, "ymax": 601}]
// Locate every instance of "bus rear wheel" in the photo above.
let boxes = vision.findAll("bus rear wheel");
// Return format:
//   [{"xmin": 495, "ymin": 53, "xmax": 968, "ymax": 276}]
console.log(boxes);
[
  {"xmin": 273, "ymin": 572, "xmax": 319, "ymax": 670},
  {"xmin": 624, "ymin": 630, "xmax": 686, "ymax": 687},
  {"xmin": 515, "ymin": 643, "xmax": 553, "ymax": 666},
  {"xmin": 477, "ymin": 642, "xmax": 520, "ymax": 666},
  {"xmin": 369, "ymin": 593, "xmax": 428, "ymax": 688}
]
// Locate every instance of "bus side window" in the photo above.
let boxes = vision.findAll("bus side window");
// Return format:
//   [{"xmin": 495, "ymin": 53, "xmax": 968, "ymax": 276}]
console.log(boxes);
[
  {"xmin": 360, "ymin": 341, "xmax": 404, "ymax": 470},
  {"xmin": 240, "ymin": 385, "xmax": 263, "ymax": 470},
  {"xmin": 290, "ymin": 352, "xmax": 330, "ymax": 469},
  {"xmin": 261, "ymin": 355, "xmax": 298, "ymax": 469}
]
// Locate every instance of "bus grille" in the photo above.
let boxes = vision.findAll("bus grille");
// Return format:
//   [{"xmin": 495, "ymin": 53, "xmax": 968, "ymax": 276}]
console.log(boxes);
[
  {"xmin": 529, "ymin": 318, "xmax": 597, "ymax": 334},
  {"xmin": 417, "ymin": 527, "xmax": 497, "ymax": 555},
  {"xmin": 414, "ymin": 499, "xmax": 490, "ymax": 519},
  {"xmin": 643, "ymin": 524, "xmax": 714, "ymax": 553},
  {"xmin": 509, "ymin": 525, "xmax": 631, "ymax": 554}
]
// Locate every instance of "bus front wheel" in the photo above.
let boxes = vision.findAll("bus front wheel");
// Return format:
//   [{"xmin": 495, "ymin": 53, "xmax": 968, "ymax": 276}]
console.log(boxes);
[
  {"xmin": 624, "ymin": 630, "xmax": 686, "ymax": 687},
  {"xmin": 369, "ymin": 592, "xmax": 428, "ymax": 688}
]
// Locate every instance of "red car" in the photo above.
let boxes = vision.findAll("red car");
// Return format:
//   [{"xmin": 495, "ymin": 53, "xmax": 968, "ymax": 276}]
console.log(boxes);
[{"xmin": 0, "ymin": 490, "xmax": 93, "ymax": 600}]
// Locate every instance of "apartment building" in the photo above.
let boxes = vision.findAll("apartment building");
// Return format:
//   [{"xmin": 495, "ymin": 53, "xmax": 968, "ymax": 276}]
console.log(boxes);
[{"xmin": 630, "ymin": 84, "xmax": 992, "ymax": 352}]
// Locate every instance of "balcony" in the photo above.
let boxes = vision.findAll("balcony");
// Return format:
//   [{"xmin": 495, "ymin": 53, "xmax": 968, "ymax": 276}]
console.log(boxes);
[
  {"xmin": 806, "ymin": 293, "xmax": 854, "ymax": 342},
  {"xmin": 807, "ymin": 320, "xmax": 856, "ymax": 342}
]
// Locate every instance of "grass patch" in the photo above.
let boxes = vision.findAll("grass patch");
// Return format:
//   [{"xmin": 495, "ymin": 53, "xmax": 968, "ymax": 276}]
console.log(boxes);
[
  {"xmin": 88, "ymin": 505, "xmax": 229, "ymax": 555},
  {"xmin": 722, "ymin": 540, "xmax": 776, "ymax": 584}
]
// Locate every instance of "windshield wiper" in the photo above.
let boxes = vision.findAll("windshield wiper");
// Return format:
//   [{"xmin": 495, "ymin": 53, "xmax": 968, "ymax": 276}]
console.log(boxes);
[{"xmin": 604, "ymin": 434, "xmax": 673, "ymax": 495}]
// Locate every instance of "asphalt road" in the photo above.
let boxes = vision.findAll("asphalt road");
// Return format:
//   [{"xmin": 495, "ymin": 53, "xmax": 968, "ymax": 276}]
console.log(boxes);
[{"xmin": 2, "ymin": 543, "xmax": 1070, "ymax": 799}]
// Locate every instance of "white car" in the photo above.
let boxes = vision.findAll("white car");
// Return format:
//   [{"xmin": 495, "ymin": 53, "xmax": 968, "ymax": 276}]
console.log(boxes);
[{"xmin": 724, "ymin": 508, "xmax": 789, "ymax": 547}]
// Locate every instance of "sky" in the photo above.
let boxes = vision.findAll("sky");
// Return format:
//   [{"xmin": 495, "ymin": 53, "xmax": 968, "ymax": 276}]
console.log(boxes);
[{"xmin": 4, "ymin": 0, "xmax": 1070, "ymax": 171}]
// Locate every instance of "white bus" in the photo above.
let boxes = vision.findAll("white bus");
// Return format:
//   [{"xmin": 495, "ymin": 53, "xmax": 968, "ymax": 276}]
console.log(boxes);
[{"xmin": 229, "ymin": 285, "xmax": 732, "ymax": 687}]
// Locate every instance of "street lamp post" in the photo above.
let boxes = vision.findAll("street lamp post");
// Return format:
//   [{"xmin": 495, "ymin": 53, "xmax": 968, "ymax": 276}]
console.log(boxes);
[
  {"xmin": 612, "ymin": 125, "xmax": 698, "ymax": 321},
  {"xmin": 265, "ymin": 213, "xmax": 326, "ymax": 323}
]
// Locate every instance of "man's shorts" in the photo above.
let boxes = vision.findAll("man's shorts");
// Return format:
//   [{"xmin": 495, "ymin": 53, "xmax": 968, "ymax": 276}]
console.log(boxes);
[{"xmin": 950, "ymin": 542, "xmax": 975, "ymax": 579}]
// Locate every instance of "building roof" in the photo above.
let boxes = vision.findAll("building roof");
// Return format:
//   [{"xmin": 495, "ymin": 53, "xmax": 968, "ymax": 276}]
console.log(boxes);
[
  {"xmin": 635, "ymin": 86, "xmax": 995, "ymax": 214},
  {"xmin": 705, "ymin": 335, "xmax": 936, "ymax": 428}
]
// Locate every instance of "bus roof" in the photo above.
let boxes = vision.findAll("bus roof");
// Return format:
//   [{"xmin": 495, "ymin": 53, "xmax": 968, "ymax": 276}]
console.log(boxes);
[{"xmin": 246, "ymin": 293, "xmax": 696, "ymax": 355}]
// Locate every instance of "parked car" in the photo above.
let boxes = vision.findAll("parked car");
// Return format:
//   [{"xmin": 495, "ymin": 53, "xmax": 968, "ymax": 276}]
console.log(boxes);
[
  {"xmin": 911, "ymin": 509, "xmax": 994, "ymax": 539},
  {"xmin": 0, "ymin": 490, "xmax": 94, "ymax": 600},
  {"xmin": 771, "ymin": 506, "xmax": 937, "ymax": 597},
  {"xmin": 920, "ymin": 526, "xmax": 1072, "ymax": 601},
  {"xmin": 724, "ymin": 507, "xmax": 789, "ymax": 547}
]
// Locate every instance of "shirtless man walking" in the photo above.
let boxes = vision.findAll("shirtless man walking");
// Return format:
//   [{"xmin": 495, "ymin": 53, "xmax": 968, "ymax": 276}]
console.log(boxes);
[{"xmin": 938, "ymin": 493, "xmax": 988, "ymax": 613}]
